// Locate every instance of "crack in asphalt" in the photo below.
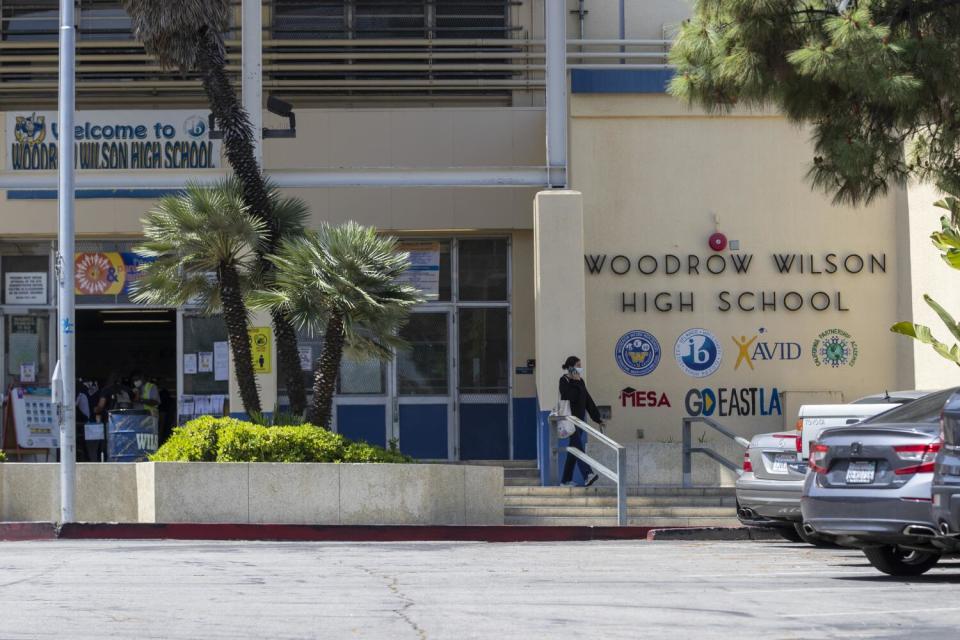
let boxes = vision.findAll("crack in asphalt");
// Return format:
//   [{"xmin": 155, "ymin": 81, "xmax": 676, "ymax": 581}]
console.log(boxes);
[{"xmin": 357, "ymin": 565, "xmax": 427, "ymax": 640}]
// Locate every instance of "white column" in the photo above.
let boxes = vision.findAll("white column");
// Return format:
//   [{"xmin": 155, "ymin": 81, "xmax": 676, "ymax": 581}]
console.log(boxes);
[
  {"xmin": 242, "ymin": 0, "xmax": 263, "ymax": 165},
  {"xmin": 545, "ymin": 0, "xmax": 568, "ymax": 188},
  {"xmin": 57, "ymin": 0, "xmax": 77, "ymax": 523}
]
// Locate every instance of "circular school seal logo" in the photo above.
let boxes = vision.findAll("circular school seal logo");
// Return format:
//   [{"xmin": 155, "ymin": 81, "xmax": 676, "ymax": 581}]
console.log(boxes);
[
  {"xmin": 674, "ymin": 328, "xmax": 722, "ymax": 377},
  {"xmin": 615, "ymin": 330, "xmax": 661, "ymax": 377},
  {"xmin": 812, "ymin": 329, "xmax": 859, "ymax": 368}
]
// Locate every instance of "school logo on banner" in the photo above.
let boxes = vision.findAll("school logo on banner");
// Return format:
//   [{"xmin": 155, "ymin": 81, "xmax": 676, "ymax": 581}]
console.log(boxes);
[
  {"xmin": 615, "ymin": 330, "xmax": 661, "ymax": 377},
  {"xmin": 14, "ymin": 113, "xmax": 45, "ymax": 145},
  {"xmin": 812, "ymin": 328, "xmax": 859, "ymax": 368},
  {"xmin": 675, "ymin": 328, "xmax": 722, "ymax": 378}
]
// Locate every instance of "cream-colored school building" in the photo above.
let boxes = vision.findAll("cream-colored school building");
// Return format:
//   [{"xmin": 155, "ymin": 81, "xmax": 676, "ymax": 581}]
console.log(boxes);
[{"xmin": 0, "ymin": 1, "xmax": 957, "ymax": 469}]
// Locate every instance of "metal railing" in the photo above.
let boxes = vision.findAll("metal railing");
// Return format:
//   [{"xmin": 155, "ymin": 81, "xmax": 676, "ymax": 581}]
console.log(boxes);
[
  {"xmin": 681, "ymin": 417, "xmax": 750, "ymax": 489},
  {"xmin": 567, "ymin": 38, "xmax": 672, "ymax": 70},
  {"xmin": 548, "ymin": 413, "xmax": 628, "ymax": 526}
]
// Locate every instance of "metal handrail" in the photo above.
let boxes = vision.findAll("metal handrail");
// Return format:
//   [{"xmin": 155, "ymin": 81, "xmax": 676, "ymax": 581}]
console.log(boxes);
[
  {"xmin": 566, "ymin": 38, "xmax": 673, "ymax": 71},
  {"xmin": 681, "ymin": 416, "xmax": 750, "ymax": 488},
  {"xmin": 548, "ymin": 414, "xmax": 628, "ymax": 526}
]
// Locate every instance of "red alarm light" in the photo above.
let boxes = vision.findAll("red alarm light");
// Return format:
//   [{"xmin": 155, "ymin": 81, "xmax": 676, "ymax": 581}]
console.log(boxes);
[{"xmin": 708, "ymin": 232, "xmax": 727, "ymax": 252}]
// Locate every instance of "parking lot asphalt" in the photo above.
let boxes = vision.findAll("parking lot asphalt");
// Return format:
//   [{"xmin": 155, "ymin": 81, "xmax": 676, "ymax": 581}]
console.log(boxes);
[{"xmin": 1, "ymin": 539, "xmax": 959, "ymax": 639}]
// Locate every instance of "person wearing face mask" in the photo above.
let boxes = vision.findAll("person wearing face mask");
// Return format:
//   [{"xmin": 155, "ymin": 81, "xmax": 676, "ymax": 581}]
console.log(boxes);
[
  {"xmin": 131, "ymin": 370, "xmax": 160, "ymax": 419},
  {"xmin": 559, "ymin": 355, "xmax": 603, "ymax": 487}
]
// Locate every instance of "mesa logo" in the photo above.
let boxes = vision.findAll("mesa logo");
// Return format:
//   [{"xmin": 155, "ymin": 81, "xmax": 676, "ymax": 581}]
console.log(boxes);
[
  {"xmin": 684, "ymin": 387, "xmax": 782, "ymax": 418},
  {"xmin": 620, "ymin": 387, "xmax": 671, "ymax": 408},
  {"xmin": 731, "ymin": 329, "xmax": 802, "ymax": 371}
]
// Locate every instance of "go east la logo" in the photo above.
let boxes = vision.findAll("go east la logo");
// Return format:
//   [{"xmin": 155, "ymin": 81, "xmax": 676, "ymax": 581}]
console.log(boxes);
[
  {"xmin": 620, "ymin": 387, "xmax": 671, "ymax": 408},
  {"xmin": 675, "ymin": 328, "xmax": 722, "ymax": 378},
  {"xmin": 685, "ymin": 387, "xmax": 782, "ymax": 418}
]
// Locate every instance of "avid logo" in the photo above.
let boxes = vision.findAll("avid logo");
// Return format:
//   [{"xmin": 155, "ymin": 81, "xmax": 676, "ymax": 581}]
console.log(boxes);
[{"xmin": 731, "ymin": 328, "xmax": 802, "ymax": 371}]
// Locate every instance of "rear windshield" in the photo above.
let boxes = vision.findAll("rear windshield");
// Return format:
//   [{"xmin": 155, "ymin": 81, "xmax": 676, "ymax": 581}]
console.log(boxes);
[
  {"xmin": 861, "ymin": 388, "xmax": 958, "ymax": 425},
  {"xmin": 852, "ymin": 395, "xmax": 913, "ymax": 405}
]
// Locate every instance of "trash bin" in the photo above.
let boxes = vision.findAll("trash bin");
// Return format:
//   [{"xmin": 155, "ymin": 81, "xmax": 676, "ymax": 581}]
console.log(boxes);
[{"xmin": 106, "ymin": 409, "xmax": 159, "ymax": 462}]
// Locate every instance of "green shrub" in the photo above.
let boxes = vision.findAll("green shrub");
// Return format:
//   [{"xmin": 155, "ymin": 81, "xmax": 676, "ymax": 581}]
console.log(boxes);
[
  {"xmin": 151, "ymin": 417, "xmax": 411, "ymax": 464},
  {"xmin": 0, "ymin": 450, "xmax": 6, "ymax": 462}
]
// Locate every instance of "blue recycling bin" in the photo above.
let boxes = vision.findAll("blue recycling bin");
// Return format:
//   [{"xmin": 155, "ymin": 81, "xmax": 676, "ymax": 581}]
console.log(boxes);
[{"xmin": 106, "ymin": 409, "xmax": 159, "ymax": 462}]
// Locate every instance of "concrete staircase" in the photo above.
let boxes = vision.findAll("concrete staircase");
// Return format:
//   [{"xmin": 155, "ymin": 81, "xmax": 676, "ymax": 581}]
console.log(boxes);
[{"xmin": 469, "ymin": 460, "xmax": 739, "ymax": 527}]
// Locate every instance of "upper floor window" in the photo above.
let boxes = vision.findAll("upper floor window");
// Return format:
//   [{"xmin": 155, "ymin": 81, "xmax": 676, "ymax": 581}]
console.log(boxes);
[
  {"xmin": 1, "ymin": 0, "xmax": 132, "ymax": 41},
  {"xmin": 271, "ymin": 0, "xmax": 512, "ymax": 40}
]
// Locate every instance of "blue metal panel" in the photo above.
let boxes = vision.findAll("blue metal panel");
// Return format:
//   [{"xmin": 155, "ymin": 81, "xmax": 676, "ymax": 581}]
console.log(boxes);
[
  {"xmin": 571, "ymin": 69, "xmax": 674, "ymax": 94},
  {"xmin": 459, "ymin": 403, "xmax": 509, "ymax": 460},
  {"xmin": 399, "ymin": 404, "xmax": 448, "ymax": 459},
  {"xmin": 512, "ymin": 397, "xmax": 538, "ymax": 460},
  {"xmin": 336, "ymin": 404, "xmax": 387, "ymax": 447}
]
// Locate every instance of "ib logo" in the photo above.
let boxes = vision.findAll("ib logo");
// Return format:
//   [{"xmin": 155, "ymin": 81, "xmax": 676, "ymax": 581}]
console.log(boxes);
[
  {"xmin": 675, "ymin": 328, "xmax": 722, "ymax": 378},
  {"xmin": 184, "ymin": 115, "xmax": 207, "ymax": 139},
  {"xmin": 615, "ymin": 330, "xmax": 661, "ymax": 377}
]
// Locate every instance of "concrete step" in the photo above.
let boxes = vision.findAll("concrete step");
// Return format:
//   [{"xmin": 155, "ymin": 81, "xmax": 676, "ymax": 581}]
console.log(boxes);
[
  {"xmin": 504, "ymin": 516, "xmax": 741, "ymax": 527},
  {"xmin": 505, "ymin": 477, "xmax": 543, "ymax": 487},
  {"xmin": 504, "ymin": 495, "xmax": 737, "ymax": 507},
  {"xmin": 504, "ymin": 506, "xmax": 735, "ymax": 518},
  {"xmin": 504, "ymin": 468, "xmax": 540, "ymax": 478},
  {"xmin": 504, "ymin": 486, "xmax": 736, "ymax": 497},
  {"xmin": 455, "ymin": 460, "xmax": 538, "ymax": 469}
]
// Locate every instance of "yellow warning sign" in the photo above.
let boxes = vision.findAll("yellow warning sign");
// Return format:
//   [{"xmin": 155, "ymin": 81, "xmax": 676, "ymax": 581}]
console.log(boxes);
[{"xmin": 249, "ymin": 326, "xmax": 272, "ymax": 374}]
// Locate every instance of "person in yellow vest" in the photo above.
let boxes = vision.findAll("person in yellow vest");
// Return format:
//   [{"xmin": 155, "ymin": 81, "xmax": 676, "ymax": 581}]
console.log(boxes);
[{"xmin": 131, "ymin": 370, "xmax": 160, "ymax": 419}]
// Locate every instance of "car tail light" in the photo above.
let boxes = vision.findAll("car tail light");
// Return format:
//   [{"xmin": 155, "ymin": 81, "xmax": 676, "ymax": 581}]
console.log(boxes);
[
  {"xmin": 809, "ymin": 443, "xmax": 829, "ymax": 474},
  {"xmin": 742, "ymin": 451, "xmax": 753, "ymax": 473},
  {"xmin": 796, "ymin": 419, "xmax": 804, "ymax": 454},
  {"xmin": 894, "ymin": 442, "xmax": 942, "ymax": 475}
]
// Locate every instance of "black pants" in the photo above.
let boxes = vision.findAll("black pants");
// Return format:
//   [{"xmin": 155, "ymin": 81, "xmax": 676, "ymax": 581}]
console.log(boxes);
[{"xmin": 561, "ymin": 428, "xmax": 592, "ymax": 484}]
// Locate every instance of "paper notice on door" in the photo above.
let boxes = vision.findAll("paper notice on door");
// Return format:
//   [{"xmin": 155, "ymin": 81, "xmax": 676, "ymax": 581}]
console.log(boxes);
[
  {"xmin": 19, "ymin": 362, "xmax": 36, "ymax": 383},
  {"xmin": 298, "ymin": 346, "xmax": 313, "ymax": 371},
  {"xmin": 184, "ymin": 353, "xmax": 198, "ymax": 375},
  {"xmin": 213, "ymin": 341, "xmax": 229, "ymax": 381},
  {"xmin": 198, "ymin": 351, "xmax": 213, "ymax": 373}
]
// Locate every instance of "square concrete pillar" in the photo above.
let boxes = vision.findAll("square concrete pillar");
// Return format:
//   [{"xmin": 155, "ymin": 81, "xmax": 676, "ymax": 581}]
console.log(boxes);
[{"xmin": 534, "ymin": 190, "xmax": 586, "ymax": 484}]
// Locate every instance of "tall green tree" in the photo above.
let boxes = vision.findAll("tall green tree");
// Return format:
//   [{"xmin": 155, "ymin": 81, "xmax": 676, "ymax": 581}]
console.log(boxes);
[
  {"xmin": 669, "ymin": 1, "xmax": 960, "ymax": 366},
  {"xmin": 123, "ymin": 0, "xmax": 309, "ymax": 415},
  {"xmin": 252, "ymin": 223, "xmax": 422, "ymax": 428},
  {"xmin": 132, "ymin": 181, "xmax": 266, "ymax": 414},
  {"xmin": 669, "ymin": 1, "xmax": 960, "ymax": 204}
]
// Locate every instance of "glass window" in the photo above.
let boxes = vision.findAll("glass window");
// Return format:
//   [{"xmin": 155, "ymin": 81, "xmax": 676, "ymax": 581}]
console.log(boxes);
[
  {"xmin": 5, "ymin": 313, "xmax": 51, "ymax": 387},
  {"xmin": 397, "ymin": 312, "xmax": 448, "ymax": 395},
  {"xmin": 862, "ymin": 388, "xmax": 958, "ymax": 425},
  {"xmin": 457, "ymin": 238, "xmax": 508, "ymax": 301},
  {"xmin": 355, "ymin": 0, "xmax": 425, "ymax": 38},
  {"xmin": 272, "ymin": 0, "xmax": 345, "ymax": 40},
  {"xmin": 458, "ymin": 307, "xmax": 507, "ymax": 393},
  {"xmin": 398, "ymin": 239, "xmax": 450, "ymax": 302},
  {"xmin": 435, "ymin": 0, "xmax": 509, "ymax": 38},
  {"xmin": 79, "ymin": 1, "xmax": 133, "ymax": 41},
  {"xmin": 2, "ymin": 1, "xmax": 57, "ymax": 42},
  {"xmin": 339, "ymin": 357, "xmax": 386, "ymax": 395}
]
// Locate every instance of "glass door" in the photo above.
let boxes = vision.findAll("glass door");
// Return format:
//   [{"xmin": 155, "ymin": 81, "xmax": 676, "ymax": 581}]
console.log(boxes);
[
  {"xmin": 179, "ymin": 312, "xmax": 230, "ymax": 422},
  {"xmin": 395, "ymin": 310, "xmax": 453, "ymax": 459}
]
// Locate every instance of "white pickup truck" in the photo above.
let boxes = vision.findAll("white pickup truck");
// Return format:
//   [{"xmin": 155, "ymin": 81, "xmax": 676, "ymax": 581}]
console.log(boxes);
[{"xmin": 736, "ymin": 390, "xmax": 930, "ymax": 543}]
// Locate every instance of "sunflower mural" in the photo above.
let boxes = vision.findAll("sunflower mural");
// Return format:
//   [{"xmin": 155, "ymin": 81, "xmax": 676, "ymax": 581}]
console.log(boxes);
[{"xmin": 75, "ymin": 252, "xmax": 126, "ymax": 296}]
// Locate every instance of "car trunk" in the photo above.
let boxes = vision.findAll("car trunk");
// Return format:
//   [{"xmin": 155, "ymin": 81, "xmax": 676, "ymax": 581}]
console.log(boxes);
[
  {"xmin": 817, "ymin": 425, "xmax": 939, "ymax": 489},
  {"xmin": 749, "ymin": 432, "xmax": 806, "ymax": 481}
]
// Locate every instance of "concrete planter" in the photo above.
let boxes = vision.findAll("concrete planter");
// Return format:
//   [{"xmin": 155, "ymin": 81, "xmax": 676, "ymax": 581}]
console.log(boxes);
[{"xmin": 0, "ymin": 462, "xmax": 504, "ymax": 525}]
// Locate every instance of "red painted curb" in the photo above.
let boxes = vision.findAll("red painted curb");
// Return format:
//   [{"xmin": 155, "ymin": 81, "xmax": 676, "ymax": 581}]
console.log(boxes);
[
  {"xmin": 0, "ymin": 522, "xmax": 57, "ymax": 541},
  {"xmin": 54, "ymin": 523, "xmax": 657, "ymax": 543}
]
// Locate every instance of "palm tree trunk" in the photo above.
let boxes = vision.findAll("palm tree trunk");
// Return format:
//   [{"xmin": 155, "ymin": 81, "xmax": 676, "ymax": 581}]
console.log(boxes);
[
  {"xmin": 195, "ymin": 27, "xmax": 308, "ymax": 417},
  {"xmin": 306, "ymin": 313, "xmax": 345, "ymax": 428},
  {"xmin": 219, "ymin": 263, "xmax": 261, "ymax": 415}
]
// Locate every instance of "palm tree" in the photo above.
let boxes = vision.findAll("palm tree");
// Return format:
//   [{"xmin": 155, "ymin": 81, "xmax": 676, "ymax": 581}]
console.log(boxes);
[
  {"xmin": 122, "ymin": 0, "xmax": 309, "ymax": 416},
  {"xmin": 131, "ymin": 180, "xmax": 267, "ymax": 414},
  {"xmin": 252, "ymin": 223, "xmax": 423, "ymax": 427}
]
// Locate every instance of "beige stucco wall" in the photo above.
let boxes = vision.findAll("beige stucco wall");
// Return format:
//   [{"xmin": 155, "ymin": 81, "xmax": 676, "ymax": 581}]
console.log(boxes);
[
  {"xmin": 0, "ymin": 108, "xmax": 544, "ymax": 235},
  {"xmin": 568, "ymin": 93, "xmax": 960, "ymax": 445}
]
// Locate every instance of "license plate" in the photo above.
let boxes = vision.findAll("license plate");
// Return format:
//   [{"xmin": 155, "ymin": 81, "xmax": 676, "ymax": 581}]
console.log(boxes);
[
  {"xmin": 771, "ymin": 453, "xmax": 795, "ymax": 474},
  {"xmin": 846, "ymin": 461, "xmax": 876, "ymax": 484}
]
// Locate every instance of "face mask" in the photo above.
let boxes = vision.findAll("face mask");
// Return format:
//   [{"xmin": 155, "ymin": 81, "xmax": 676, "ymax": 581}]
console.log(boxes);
[
  {"xmin": 574, "ymin": 367, "xmax": 584, "ymax": 376},
  {"xmin": 134, "ymin": 380, "xmax": 143, "ymax": 388}
]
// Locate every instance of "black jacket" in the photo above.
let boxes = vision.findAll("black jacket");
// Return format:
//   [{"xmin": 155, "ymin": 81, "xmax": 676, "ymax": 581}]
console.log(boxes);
[{"xmin": 559, "ymin": 375, "xmax": 602, "ymax": 423}]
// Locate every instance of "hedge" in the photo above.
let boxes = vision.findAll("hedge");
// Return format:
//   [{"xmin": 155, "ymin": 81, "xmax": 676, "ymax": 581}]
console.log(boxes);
[
  {"xmin": 0, "ymin": 450, "xmax": 5, "ymax": 462},
  {"xmin": 151, "ymin": 416, "xmax": 410, "ymax": 463}
]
